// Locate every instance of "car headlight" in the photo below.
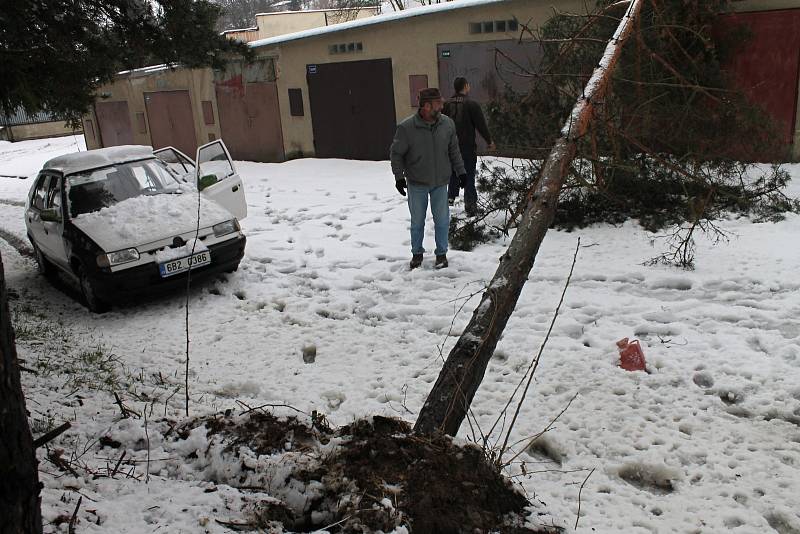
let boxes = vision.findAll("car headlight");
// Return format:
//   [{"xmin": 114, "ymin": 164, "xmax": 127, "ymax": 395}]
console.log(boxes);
[
  {"xmin": 213, "ymin": 219, "xmax": 240, "ymax": 237},
  {"xmin": 97, "ymin": 248, "xmax": 140, "ymax": 268}
]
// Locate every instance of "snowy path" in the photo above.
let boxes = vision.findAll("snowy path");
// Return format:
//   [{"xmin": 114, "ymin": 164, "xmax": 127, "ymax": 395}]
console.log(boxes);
[{"xmin": 1, "ymin": 137, "xmax": 799, "ymax": 533}]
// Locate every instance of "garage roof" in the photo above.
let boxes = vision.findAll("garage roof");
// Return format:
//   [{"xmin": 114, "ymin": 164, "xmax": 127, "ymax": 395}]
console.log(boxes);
[
  {"xmin": 44, "ymin": 146, "xmax": 156, "ymax": 175},
  {"xmin": 249, "ymin": 0, "xmax": 508, "ymax": 48}
]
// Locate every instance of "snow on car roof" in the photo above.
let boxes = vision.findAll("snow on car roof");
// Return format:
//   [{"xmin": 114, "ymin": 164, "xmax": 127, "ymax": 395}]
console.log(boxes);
[{"xmin": 43, "ymin": 145, "xmax": 156, "ymax": 175}]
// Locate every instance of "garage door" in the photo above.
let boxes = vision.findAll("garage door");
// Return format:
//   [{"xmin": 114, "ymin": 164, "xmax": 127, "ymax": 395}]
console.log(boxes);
[
  {"xmin": 306, "ymin": 58, "xmax": 396, "ymax": 160},
  {"xmin": 216, "ymin": 81, "xmax": 285, "ymax": 162},
  {"xmin": 715, "ymin": 9, "xmax": 800, "ymax": 147},
  {"xmin": 437, "ymin": 40, "xmax": 545, "ymax": 104},
  {"xmin": 143, "ymin": 90, "xmax": 198, "ymax": 156},
  {"xmin": 95, "ymin": 101, "xmax": 134, "ymax": 147}
]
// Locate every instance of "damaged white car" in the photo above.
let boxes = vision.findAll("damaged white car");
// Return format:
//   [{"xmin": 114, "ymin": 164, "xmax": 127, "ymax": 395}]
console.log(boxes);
[{"xmin": 25, "ymin": 140, "xmax": 247, "ymax": 312}]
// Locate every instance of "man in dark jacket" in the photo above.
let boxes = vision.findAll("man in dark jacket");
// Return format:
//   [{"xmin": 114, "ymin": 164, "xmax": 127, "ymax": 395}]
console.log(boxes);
[
  {"xmin": 443, "ymin": 77, "xmax": 495, "ymax": 216},
  {"xmin": 390, "ymin": 87, "xmax": 466, "ymax": 270}
]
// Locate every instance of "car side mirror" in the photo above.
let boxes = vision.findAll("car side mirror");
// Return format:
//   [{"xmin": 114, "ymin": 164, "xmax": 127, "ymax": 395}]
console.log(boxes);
[
  {"xmin": 40, "ymin": 208, "xmax": 61, "ymax": 223},
  {"xmin": 198, "ymin": 174, "xmax": 218, "ymax": 191}
]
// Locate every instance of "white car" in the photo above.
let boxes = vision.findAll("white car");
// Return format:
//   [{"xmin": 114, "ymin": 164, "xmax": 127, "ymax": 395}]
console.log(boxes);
[{"xmin": 25, "ymin": 140, "xmax": 247, "ymax": 312}]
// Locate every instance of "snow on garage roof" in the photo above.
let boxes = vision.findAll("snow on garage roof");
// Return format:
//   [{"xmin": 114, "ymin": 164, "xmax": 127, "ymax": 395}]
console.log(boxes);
[
  {"xmin": 43, "ymin": 145, "xmax": 156, "ymax": 175},
  {"xmin": 249, "ymin": 0, "xmax": 509, "ymax": 49}
]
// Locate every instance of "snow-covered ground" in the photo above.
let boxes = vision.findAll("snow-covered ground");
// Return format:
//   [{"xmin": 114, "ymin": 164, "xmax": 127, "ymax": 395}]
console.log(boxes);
[{"xmin": 2, "ymin": 136, "xmax": 799, "ymax": 533}]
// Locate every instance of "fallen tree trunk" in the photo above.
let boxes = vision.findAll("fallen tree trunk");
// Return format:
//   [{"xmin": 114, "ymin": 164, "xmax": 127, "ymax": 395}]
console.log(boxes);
[{"xmin": 414, "ymin": 0, "xmax": 645, "ymax": 436}]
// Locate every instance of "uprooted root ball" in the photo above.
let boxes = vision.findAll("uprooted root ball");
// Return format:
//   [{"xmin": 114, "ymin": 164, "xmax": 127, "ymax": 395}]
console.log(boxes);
[{"xmin": 169, "ymin": 412, "xmax": 559, "ymax": 533}]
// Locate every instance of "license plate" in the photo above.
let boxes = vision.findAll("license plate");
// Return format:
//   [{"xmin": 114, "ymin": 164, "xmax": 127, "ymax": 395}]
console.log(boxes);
[{"xmin": 158, "ymin": 251, "xmax": 211, "ymax": 278}]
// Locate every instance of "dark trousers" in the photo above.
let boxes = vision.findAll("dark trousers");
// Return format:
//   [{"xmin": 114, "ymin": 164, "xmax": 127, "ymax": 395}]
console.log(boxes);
[{"xmin": 448, "ymin": 147, "xmax": 478, "ymax": 210}]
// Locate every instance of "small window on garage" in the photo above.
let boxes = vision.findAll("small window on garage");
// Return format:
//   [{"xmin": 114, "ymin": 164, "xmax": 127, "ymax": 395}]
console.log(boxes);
[
  {"xmin": 338, "ymin": 43, "xmax": 347, "ymax": 53},
  {"xmin": 469, "ymin": 22, "xmax": 482, "ymax": 34},
  {"xmin": 483, "ymin": 21, "xmax": 494, "ymax": 33},
  {"xmin": 495, "ymin": 20, "xmax": 506, "ymax": 32},
  {"xmin": 136, "ymin": 112, "xmax": 147, "ymax": 134},
  {"xmin": 202, "ymin": 101, "xmax": 215, "ymax": 125},
  {"xmin": 508, "ymin": 19, "xmax": 519, "ymax": 32},
  {"xmin": 289, "ymin": 88, "xmax": 304, "ymax": 116},
  {"xmin": 348, "ymin": 42, "xmax": 355, "ymax": 52},
  {"xmin": 329, "ymin": 44, "xmax": 338, "ymax": 54},
  {"xmin": 356, "ymin": 42, "xmax": 363, "ymax": 51}
]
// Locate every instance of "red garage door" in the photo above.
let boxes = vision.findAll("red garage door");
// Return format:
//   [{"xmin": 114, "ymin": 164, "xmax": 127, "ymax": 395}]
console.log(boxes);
[
  {"xmin": 144, "ymin": 90, "xmax": 198, "ymax": 156},
  {"xmin": 215, "ymin": 81, "xmax": 285, "ymax": 162},
  {"xmin": 716, "ymin": 10, "xmax": 800, "ymax": 147},
  {"xmin": 95, "ymin": 101, "xmax": 134, "ymax": 147}
]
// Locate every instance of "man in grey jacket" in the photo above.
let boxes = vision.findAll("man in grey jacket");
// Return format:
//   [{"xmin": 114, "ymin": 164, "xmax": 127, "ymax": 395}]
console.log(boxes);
[{"xmin": 390, "ymin": 87, "xmax": 466, "ymax": 269}]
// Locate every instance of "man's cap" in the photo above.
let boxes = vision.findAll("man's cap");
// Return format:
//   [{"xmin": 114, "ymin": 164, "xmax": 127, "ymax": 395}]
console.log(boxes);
[{"xmin": 418, "ymin": 87, "xmax": 443, "ymax": 106}]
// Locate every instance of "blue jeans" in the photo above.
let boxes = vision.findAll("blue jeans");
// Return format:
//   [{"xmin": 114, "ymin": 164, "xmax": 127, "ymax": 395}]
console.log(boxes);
[
  {"xmin": 407, "ymin": 183, "xmax": 449, "ymax": 256},
  {"xmin": 448, "ymin": 147, "xmax": 478, "ymax": 210}
]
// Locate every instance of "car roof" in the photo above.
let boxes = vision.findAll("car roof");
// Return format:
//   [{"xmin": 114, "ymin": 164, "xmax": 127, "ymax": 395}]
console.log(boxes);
[{"xmin": 43, "ymin": 145, "xmax": 156, "ymax": 176}]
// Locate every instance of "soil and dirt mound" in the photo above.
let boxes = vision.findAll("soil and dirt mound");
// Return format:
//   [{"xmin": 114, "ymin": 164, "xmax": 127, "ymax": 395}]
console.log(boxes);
[{"xmin": 171, "ymin": 412, "xmax": 560, "ymax": 533}]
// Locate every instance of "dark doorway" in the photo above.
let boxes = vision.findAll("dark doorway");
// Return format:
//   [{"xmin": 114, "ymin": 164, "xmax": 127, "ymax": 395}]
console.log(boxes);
[
  {"xmin": 306, "ymin": 58, "xmax": 396, "ymax": 160},
  {"xmin": 95, "ymin": 101, "xmax": 134, "ymax": 147},
  {"xmin": 143, "ymin": 90, "xmax": 198, "ymax": 156},
  {"xmin": 215, "ymin": 81, "xmax": 285, "ymax": 162}
]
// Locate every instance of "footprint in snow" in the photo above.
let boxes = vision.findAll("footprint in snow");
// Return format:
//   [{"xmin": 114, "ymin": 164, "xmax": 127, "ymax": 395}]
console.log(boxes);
[
  {"xmin": 616, "ymin": 462, "xmax": 679, "ymax": 494},
  {"xmin": 321, "ymin": 391, "xmax": 346, "ymax": 411},
  {"xmin": 647, "ymin": 277, "xmax": 694, "ymax": 291},
  {"xmin": 692, "ymin": 372, "xmax": 714, "ymax": 388}
]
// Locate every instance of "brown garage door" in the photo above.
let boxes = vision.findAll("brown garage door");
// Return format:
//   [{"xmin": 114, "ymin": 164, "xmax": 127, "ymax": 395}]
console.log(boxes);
[
  {"xmin": 216, "ymin": 81, "xmax": 285, "ymax": 162},
  {"xmin": 95, "ymin": 101, "xmax": 134, "ymax": 147},
  {"xmin": 143, "ymin": 90, "xmax": 198, "ymax": 156},
  {"xmin": 306, "ymin": 58, "xmax": 396, "ymax": 160}
]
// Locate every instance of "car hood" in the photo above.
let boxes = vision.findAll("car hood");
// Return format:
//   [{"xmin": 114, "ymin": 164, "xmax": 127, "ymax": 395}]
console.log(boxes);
[{"xmin": 71, "ymin": 192, "xmax": 234, "ymax": 252}]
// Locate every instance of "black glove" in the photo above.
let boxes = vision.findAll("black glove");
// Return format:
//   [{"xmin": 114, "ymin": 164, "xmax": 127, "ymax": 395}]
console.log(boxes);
[
  {"xmin": 458, "ymin": 174, "xmax": 467, "ymax": 189},
  {"xmin": 395, "ymin": 179, "xmax": 407, "ymax": 196}
]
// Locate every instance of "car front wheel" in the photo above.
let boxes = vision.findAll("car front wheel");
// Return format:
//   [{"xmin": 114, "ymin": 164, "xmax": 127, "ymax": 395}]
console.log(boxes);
[{"xmin": 78, "ymin": 265, "xmax": 110, "ymax": 313}]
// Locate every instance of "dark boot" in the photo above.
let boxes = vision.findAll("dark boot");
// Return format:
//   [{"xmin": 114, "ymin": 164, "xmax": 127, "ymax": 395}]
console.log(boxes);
[
  {"xmin": 410, "ymin": 254, "xmax": 423, "ymax": 269},
  {"xmin": 435, "ymin": 254, "xmax": 448, "ymax": 269}
]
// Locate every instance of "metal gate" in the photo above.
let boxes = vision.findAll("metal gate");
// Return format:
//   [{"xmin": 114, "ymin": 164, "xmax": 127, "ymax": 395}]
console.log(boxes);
[
  {"xmin": 143, "ymin": 90, "xmax": 198, "ymax": 156},
  {"xmin": 306, "ymin": 58, "xmax": 396, "ymax": 160},
  {"xmin": 437, "ymin": 40, "xmax": 545, "ymax": 104},
  {"xmin": 95, "ymin": 101, "xmax": 134, "ymax": 147},
  {"xmin": 215, "ymin": 82, "xmax": 285, "ymax": 162}
]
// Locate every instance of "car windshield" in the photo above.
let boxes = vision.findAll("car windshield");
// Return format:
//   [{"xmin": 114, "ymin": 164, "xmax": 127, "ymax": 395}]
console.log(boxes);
[{"xmin": 67, "ymin": 158, "xmax": 181, "ymax": 218}]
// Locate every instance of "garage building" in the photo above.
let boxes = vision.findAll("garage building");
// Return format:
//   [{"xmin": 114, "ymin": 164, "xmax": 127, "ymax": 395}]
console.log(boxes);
[{"xmin": 83, "ymin": 0, "xmax": 800, "ymax": 162}]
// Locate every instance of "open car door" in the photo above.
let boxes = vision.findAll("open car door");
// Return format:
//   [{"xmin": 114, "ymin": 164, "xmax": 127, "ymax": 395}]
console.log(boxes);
[
  {"xmin": 153, "ymin": 146, "xmax": 196, "ymax": 183},
  {"xmin": 195, "ymin": 140, "xmax": 247, "ymax": 220}
]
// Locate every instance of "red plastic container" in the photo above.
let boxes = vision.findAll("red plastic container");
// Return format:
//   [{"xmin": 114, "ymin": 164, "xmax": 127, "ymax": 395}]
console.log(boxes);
[{"xmin": 617, "ymin": 337, "xmax": 646, "ymax": 372}]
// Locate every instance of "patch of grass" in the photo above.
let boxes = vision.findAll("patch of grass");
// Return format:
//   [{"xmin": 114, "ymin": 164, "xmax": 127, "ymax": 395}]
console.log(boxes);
[
  {"xmin": 11, "ymin": 303, "xmax": 121, "ymax": 392},
  {"xmin": 11, "ymin": 299, "xmax": 186, "ymax": 417}
]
